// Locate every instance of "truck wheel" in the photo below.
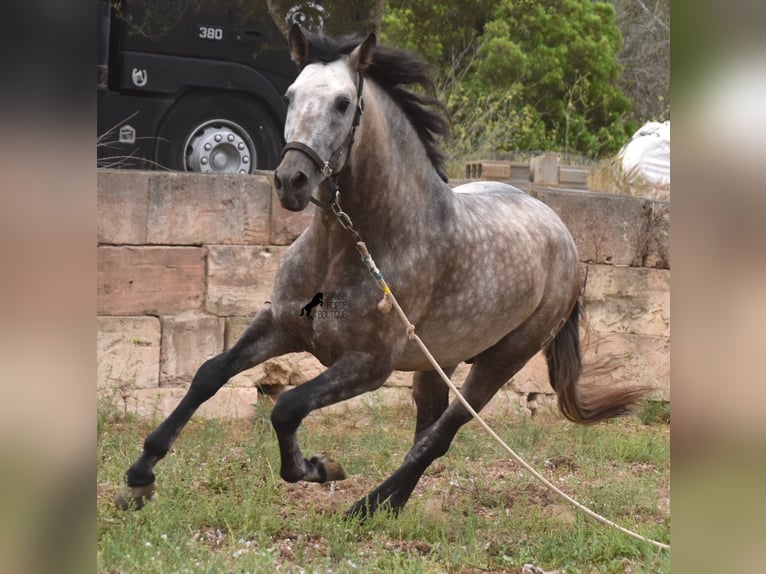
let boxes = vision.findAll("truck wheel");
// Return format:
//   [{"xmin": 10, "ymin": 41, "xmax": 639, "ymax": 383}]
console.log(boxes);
[{"xmin": 155, "ymin": 92, "xmax": 282, "ymax": 173}]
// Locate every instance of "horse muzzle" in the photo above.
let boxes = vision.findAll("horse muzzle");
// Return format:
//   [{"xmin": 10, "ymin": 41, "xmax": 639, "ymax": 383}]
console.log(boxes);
[{"xmin": 274, "ymin": 150, "xmax": 323, "ymax": 212}]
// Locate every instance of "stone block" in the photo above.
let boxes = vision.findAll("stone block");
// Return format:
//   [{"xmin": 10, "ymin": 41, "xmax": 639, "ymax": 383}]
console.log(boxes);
[
  {"xmin": 644, "ymin": 200, "xmax": 670, "ymax": 269},
  {"xmin": 224, "ymin": 316, "xmax": 254, "ymax": 348},
  {"xmin": 270, "ymin": 188, "xmax": 315, "ymax": 245},
  {"xmin": 583, "ymin": 265, "xmax": 670, "ymax": 336},
  {"xmin": 159, "ymin": 312, "xmax": 225, "ymax": 387},
  {"xmin": 97, "ymin": 169, "xmax": 149, "ymax": 244},
  {"xmin": 376, "ymin": 363, "xmax": 473, "ymax": 389},
  {"xmin": 97, "ymin": 316, "xmax": 160, "ymax": 390},
  {"xmin": 509, "ymin": 351, "xmax": 553, "ymax": 394},
  {"xmin": 558, "ymin": 166, "xmax": 589, "ymax": 187},
  {"xmin": 146, "ymin": 172, "xmax": 272, "ymax": 245},
  {"xmin": 385, "ymin": 371, "xmax": 413, "ymax": 387},
  {"xmin": 117, "ymin": 387, "xmax": 259, "ymax": 420},
  {"xmin": 506, "ymin": 328, "xmax": 670, "ymax": 402},
  {"xmin": 224, "ymin": 317, "xmax": 321, "ymax": 387},
  {"xmin": 206, "ymin": 245, "xmax": 285, "ymax": 315},
  {"xmin": 316, "ymin": 386, "xmax": 414, "ymax": 416},
  {"xmin": 98, "ymin": 246, "xmax": 206, "ymax": 315},
  {"xmin": 533, "ymin": 189, "xmax": 651, "ymax": 266},
  {"xmin": 254, "ymin": 352, "xmax": 322, "ymax": 389},
  {"xmin": 509, "ymin": 161, "xmax": 531, "ymax": 183},
  {"xmin": 464, "ymin": 161, "xmax": 510, "ymax": 181},
  {"xmin": 531, "ymin": 154, "xmax": 560, "ymax": 185},
  {"xmin": 223, "ymin": 316, "xmax": 260, "ymax": 387},
  {"xmin": 581, "ymin": 332, "xmax": 669, "ymax": 400}
]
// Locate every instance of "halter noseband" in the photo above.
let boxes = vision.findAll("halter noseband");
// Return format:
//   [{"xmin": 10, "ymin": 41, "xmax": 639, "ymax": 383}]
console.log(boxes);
[{"xmin": 280, "ymin": 71, "xmax": 365, "ymax": 209}]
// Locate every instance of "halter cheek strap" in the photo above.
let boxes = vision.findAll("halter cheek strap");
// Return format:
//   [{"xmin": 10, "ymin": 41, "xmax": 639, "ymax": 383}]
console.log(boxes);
[{"xmin": 280, "ymin": 72, "xmax": 365, "ymax": 208}]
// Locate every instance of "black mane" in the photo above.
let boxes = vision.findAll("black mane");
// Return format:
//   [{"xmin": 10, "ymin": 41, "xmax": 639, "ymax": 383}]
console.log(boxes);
[{"xmin": 300, "ymin": 31, "xmax": 450, "ymax": 182}]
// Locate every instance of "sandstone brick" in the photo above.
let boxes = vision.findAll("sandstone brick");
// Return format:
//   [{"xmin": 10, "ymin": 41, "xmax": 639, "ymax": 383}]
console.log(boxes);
[
  {"xmin": 581, "ymin": 332, "xmax": 669, "ymax": 400},
  {"xmin": 644, "ymin": 200, "xmax": 670, "ymax": 269},
  {"xmin": 159, "ymin": 312, "xmax": 225, "ymax": 387},
  {"xmin": 558, "ymin": 166, "xmax": 589, "ymax": 187},
  {"xmin": 116, "ymin": 387, "xmax": 259, "ymax": 420},
  {"xmin": 316, "ymin": 386, "xmax": 414, "ymax": 416},
  {"xmin": 509, "ymin": 161, "xmax": 531, "ymax": 183},
  {"xmin": 270, "ymin": 188, "xmax": 315, "ymax": 245},
  {"xmin": 206, "ymin": 245, "xmax": 285, "ymax": 315},
  {"xmin": 228, "ymin": 368, "xmax": 264, "ymax": 388},
  {"xmin": 146, "ymin": 172, "xmax": 272, "ymax": 245},
  {"xmin": 506, "ymin": 329, "xmax": 670, "ymax": 401},
  {"xmin": 380, "ymin": 362, "xmax": 473, "ymax": 389},
  {"xmin": 583, "ymin": 265, "xmax": 670, "ymax": 336},
  {"xmin": 97, "ymin": 169, "xmax": 149, "ymax": 244},
  {"xmin": 533, "ymin": 189, "xmax": 651, "ymax": 266},
  {"xmin": 224, "ymin": 315, "xmax": 253, "ymax": 349},
  {"xmin": 531, "ymin": 154, "xmax": 559, "ymax": 185},
  {"xmin": 97, "ymin": 316, "xmax": 160, "ymax": 390},
  {"xmin": 477, "ymin": 388, "xmax": 530, "ymax": 417},
  {"xmin": 98, "ymin": 246, "xmax": 206, "ymax": 315},
  {"xmin": 509, "ymin": 351, "xmax": 552, "ymax": 394},
  {"xmin": 385, "ymin": 371, "xmax": 413, "ymax": 387},
  {"xmin": 224, "ymin": 316, "xmax": 315, "ymax": 387}
]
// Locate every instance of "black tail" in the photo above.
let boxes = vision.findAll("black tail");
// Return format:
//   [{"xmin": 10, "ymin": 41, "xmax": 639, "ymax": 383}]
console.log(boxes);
[{"xmin": 545, "ymin": 300, "xmax": 648, "ymax": 424}]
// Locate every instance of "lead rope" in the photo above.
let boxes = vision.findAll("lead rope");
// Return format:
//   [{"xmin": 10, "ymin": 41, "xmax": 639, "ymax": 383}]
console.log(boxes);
[{"xmin": 330, "ymin": 191, "xmax": 670, "ymax": 552}]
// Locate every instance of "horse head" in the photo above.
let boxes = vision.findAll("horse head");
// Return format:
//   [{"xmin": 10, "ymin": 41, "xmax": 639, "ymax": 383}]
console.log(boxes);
[{"xmin": 274, "ymin": 25, "xmax": 376, "ymax": 211}]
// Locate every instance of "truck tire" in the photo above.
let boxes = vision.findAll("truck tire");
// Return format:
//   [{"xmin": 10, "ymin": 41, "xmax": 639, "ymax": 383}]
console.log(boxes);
[{"xmin": 155, "ymin": 92, "xmax": 283, "ymax": 173}]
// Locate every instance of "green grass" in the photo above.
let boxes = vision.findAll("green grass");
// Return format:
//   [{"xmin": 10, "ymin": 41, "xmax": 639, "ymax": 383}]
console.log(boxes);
[{"xmin": 98, "ymin": 401, "xmax": 670, "ymax": 573}]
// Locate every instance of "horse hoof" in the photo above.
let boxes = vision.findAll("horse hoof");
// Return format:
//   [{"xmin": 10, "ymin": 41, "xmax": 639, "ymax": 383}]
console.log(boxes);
[
  {"xmin": 310, "ymin": 455, "xmax": 347, "ymax": 482},
  {"xmin": 114, "ymin": 483, "xmax": 156, "ymax": 510}
]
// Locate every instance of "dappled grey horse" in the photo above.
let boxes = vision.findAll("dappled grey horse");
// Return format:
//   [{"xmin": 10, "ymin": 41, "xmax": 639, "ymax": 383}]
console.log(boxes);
[{"xmin": 118, "ymin": 26, "xmax": 646, "ymax": 517}]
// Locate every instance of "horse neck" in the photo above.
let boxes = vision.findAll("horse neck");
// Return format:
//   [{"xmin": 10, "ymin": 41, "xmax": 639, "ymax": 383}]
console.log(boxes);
[{"xmin": 334, "ymin": 82, "xmax": 452, "ymax": 236}]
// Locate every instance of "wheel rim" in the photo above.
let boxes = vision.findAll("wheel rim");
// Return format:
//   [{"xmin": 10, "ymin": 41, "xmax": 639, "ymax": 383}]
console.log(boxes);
[{"xmin": 183, "ymin": 119, "xmax": 257, "ymax": 174}]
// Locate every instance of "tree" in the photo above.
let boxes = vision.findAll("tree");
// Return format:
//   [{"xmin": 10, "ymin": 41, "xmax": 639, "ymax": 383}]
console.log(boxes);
[
  {"xmin": 609, "ymin": 0, "xmax": 670, "ymax": 123},
  {"xmin": 266, "ymin": 0, "xmax": 385, "ymax": 38},
  {"xmin": 382, "ymin": 0, "xmax": 635, "ymax": 158}
]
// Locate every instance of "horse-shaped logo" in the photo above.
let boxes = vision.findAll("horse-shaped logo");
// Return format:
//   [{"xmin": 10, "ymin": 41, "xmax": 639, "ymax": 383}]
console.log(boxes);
[{"xmin": 299, "ymin": 292, "xmax": 324, "ymax": 320}]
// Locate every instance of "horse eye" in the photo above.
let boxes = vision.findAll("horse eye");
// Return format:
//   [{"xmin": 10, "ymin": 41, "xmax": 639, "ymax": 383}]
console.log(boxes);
[{"xmin": 335, "ymin": 97, "xmax": 351, "ymax": 114}]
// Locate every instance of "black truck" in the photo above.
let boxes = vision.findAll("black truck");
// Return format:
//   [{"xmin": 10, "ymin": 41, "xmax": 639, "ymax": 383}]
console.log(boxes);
[
  {"xmin": 97, "ymin": 1, "xmax": 377, "ymax": 173},
  {"xmin": 98, "ymin": 0, "xmax": 318, "ymax": 173}
]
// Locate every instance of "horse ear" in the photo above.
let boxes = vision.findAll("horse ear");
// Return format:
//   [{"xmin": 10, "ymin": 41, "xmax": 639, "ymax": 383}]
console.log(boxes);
[
  {"xmin": 289, "ymin": 24, "xmax": 309, "ymax": 65},
  {"xmin": 349, "ymin": 32, "xmax": 377, "ymax": 72}
]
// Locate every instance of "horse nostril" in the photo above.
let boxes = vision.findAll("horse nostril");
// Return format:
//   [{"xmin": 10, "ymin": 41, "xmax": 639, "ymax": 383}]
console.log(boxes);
[
  {"xmin": 273, "ymin": 170, "xmax": 283, "ymax": 190},
  {"xmin": 290, "ymin": 171, "xmax": 308, "ymax": 191}
]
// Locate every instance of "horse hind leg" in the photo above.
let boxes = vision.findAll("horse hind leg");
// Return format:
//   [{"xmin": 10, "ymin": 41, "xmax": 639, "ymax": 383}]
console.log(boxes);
[
  {"xmin": 347, "ymin": 325, "xmax": 543, "ymax": 519},
  {"xmin": 116, "ymin": 305, "xmax": 297, "ymax": 510},
  {"xmin": 412, "ymin": 367, "xmax": 456, "ymax": 444}
]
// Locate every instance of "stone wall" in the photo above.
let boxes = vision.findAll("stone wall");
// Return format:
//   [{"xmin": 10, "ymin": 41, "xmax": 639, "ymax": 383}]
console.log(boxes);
[{"xmin": 97, "ymin": 169, "xmax": 669, "ymax": 419}]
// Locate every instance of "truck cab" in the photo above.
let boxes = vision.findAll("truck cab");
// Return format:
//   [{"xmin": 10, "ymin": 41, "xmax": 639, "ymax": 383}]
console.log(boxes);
[{"xmin": 97, "ymin": 0, "xmax": 300, "ymax": 173}]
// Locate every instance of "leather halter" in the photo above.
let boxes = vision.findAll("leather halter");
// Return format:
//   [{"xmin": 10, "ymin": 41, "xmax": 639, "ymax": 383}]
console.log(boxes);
[{"xmin": 280, "ymin": 71, "xmax": 365, "ymax": 209}]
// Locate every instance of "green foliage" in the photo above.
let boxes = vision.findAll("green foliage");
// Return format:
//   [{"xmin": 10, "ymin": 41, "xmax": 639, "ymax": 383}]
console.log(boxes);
[
  {"xmin": 382, "ymin": 0, "xmax": 636, "ymax": 159},
  {"xmin": 638, "ymin": 399, "xmax": 671, "ymax": 425}
]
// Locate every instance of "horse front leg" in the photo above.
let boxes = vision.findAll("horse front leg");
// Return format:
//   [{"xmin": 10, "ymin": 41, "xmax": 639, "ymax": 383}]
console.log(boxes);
[
  {"xmin": 116, "ymin": 304, "xmax": 297, "ymax": 510},
  {"xmin": 270, "ymin": 352, "xmax": 393, "ymax": 483}
]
